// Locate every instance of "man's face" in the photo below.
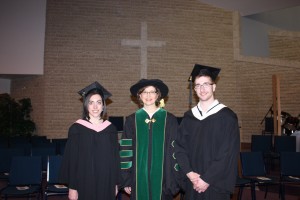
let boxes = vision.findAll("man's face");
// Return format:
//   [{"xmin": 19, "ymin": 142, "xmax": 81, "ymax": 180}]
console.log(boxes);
[{"xmin": 194, "ymin": 76, "xmax": 216, "ymax": 102}]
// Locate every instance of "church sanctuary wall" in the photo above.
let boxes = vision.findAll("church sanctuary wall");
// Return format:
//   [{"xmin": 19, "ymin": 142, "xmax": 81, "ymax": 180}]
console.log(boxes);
[
  {"xmin": 232, "ymin": 13, "xmax": 300, "ymax": 142},
  {"xmin": 10, "ymin": 0, "xmax": 300, "ymax": 142},
  {"xmin": 269, "ymin": 30, "xmax": 300, "ymax": 61}
]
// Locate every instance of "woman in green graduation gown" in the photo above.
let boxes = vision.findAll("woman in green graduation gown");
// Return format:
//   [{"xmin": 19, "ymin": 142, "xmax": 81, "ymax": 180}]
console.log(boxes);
[{"xmin": 120, "ymin": 79, "xmax": 180, "ymax": 200}]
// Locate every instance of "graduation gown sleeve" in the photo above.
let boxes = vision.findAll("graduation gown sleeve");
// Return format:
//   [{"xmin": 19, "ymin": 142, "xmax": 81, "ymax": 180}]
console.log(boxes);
[{"xmin": 59, "ymin": 124, "xmax": 80, "ymax": 189}]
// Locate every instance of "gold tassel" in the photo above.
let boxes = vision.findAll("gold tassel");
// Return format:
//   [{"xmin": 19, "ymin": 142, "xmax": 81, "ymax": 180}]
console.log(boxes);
[
  {"xmin": 145, "ymin": 118, "xmax": 156, "ymax": 129},
  {"xmin": 145, "ymin": 118, "xmax": 156, "ymax": 123},
  {"xmin": 160, "ymin": 99, "xmax": 165, "ymax": 108}
]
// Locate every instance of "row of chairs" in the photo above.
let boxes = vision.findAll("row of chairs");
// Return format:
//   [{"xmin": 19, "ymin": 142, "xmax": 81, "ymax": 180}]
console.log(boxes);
[
  {"xmin": 0, "ymin": 155, "xmax": 68, "ymax": 200},
  {"xmin": 0, "ymin": 135, "xmax": 58, "ymax": 144},
  {"xmin": 0, "ymin": 137, "xmax": 67, "ymax": 158},
  {"xmin": 251, "ymin": 135, "xmax": 296, "ymax": 172},
  {"xmin": 0, "ymin": 155, "xmax": 125, "ymax": 200},
  {"xmin": 0, "ymin": 142, "xmax": 67, "ymax": 181},
  {"xmin": 251, "ymin": 135, "xmax": 296, "ymax": 154},
  {"xmin": 236, "ymin": 151, "xmax": 300, "ymax": 200},
  {"xmin": 6, "ymin": 153, "xmax": 298, "ymax": 200},
  {"xmin": 108, "ymin": 116, "xmax": 184, "ymax": 133},
  {"xmin": 0, "ymin": 136, "xmax": 67, "ymax": 150}
]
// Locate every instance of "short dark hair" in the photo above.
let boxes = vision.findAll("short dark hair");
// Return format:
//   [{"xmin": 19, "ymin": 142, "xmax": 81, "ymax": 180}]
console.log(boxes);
[
  {"xmin": 82, "ymin": 89, "xmax": 106, "ymax": 120},
  {"xmin": 194, "ymin": 70, "xmax": 215, "ymax": 83},
  {"xmin": 137, "ymin": 86, "xmax": 162, "ymax": 107}
]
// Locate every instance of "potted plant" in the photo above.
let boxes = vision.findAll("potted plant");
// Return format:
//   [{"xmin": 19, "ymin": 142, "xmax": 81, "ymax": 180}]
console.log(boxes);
[{"xmin": 0, "ymin": 93, "xmax": 36, "ymax": 137}]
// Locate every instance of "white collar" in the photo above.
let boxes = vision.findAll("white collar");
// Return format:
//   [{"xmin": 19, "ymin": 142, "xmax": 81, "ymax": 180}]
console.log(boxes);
[
  {"xmin": 143, "ymin": 107, "xmax": 160, "ymax": 119},
  {"xmin": 191, "ymin": 100, "xmax": 226, "ymax": 120}
]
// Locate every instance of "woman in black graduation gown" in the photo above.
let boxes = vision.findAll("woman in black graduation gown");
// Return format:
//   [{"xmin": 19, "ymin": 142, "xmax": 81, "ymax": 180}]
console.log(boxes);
[
  {"xmin": 119, "ymin": 79, "xmax": 180, "ymax": 200},
  {"xmin": 59, "ymin": 81, "xmax": 120, "ymax": 200}
]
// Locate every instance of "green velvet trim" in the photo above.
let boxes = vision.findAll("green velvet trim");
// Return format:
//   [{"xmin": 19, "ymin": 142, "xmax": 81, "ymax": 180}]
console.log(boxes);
[
  {"xmin": 174, "ymin": 163, "xmax": 180, "ymax": 171},
  {"xmin": 136, "ymin": 108, "xmax": 166, "ymax": 200},
  {"xmin": 120, "ymin": 150, "xmax": 133, "ymax": 158},
  {"xmin": 121, "ymin": 161, "xmax": 132, "ymax": 169},
  {"xmin": 136, "ymin": 109, "xmax": 149, "ymax": 199},
  {"xmin": 119, "ymin": 139, "xmax": 132, "ymax": 146}
]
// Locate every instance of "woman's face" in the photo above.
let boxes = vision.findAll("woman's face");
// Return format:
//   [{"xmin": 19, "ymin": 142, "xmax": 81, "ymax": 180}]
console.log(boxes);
[
  {"xmin": 139, "ymin": 86, "xmax": 158, "ymax": 107},
  {"xmin": 87, "ymin": 94, "xmax": 103, "ymax": 119}
]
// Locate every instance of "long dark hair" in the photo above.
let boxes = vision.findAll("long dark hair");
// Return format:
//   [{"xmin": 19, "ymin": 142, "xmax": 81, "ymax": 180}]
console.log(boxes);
[{"xmin": 82, "ymin": 89, "xmax": 106, "ymax": 120}]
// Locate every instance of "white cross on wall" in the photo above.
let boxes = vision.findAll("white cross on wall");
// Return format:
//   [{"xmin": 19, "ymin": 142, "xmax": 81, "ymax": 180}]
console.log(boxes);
[{"xmin": 121, "ymin": 22, "xmax": 166, "ymax": 79}]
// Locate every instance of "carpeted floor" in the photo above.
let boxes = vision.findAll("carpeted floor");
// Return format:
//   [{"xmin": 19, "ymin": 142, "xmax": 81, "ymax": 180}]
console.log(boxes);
[
  {"xmin": 1, "ymin": 162, "xmax": 299, "ymax": 200},
  {"xmin": 1, "ymin": 182, "xmax": 299, "ymax": 200},
  {"xmin": 233, "ymin": 186, "xmax": 300, "ymax": 200}
]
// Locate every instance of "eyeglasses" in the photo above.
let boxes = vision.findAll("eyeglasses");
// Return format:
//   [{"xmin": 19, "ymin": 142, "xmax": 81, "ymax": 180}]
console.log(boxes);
[
  {"xmin": 141, "ymin": 91, "xmax": 157, "ymax": 95},
  {"xmin": 194, "ymin": 82, "xmax": 213, "ymax": 89}
]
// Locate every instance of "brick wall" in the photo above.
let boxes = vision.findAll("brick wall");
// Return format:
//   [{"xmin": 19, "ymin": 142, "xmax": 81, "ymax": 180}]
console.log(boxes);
[
  {"xmin": 269, "ymin": 31, "xmax": 300, "ymax": 61},
  {"xmin": 11, "ymin": 0, "xmax": 300, "ymax": 142}
]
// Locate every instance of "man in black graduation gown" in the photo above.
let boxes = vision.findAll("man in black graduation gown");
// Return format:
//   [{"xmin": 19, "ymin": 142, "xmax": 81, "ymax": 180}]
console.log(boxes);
[{"xmin": 175, "ymin": 64, "xmax": 240, "ymax": 200}]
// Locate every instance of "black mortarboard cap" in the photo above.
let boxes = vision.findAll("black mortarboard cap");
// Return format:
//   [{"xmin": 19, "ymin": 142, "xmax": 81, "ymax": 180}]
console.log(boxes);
[
  {"xmin": 188, "ymin": 64, "xmax": 220, "ymax": 108},
  {"xmin": 78, "ymin": 81, "xmax": 112, "ymax": 100},
  {"xmin": 189, "ymin": 64, "xmax": 221, "ymax": 82},
  {"xmin": 130, "ymin": 79, "xmax": 169, "ymax": 98}
]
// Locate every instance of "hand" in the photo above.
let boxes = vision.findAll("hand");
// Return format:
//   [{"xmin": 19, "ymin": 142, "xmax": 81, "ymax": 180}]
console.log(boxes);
[
  {"xmin": 68, "ymin": 188, "xmax": 78, "ymax": 200},
  {"xmin": 186, "ymin": 171, "xmax": 200, "ymax": 185},
  {"xmin": 124, "ymin": 186, "xmax": 131, "ymax": 195},
  {"xmin": 193, "ymin": 177, "xmax": 209, "ymax": 193}
]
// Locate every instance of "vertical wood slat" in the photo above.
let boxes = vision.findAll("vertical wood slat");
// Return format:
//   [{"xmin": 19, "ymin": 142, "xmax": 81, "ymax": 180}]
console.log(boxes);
[{"xmin": 272, "ymin": 75, "xmax": 281, "ymax": 136}]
